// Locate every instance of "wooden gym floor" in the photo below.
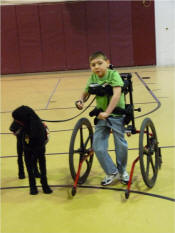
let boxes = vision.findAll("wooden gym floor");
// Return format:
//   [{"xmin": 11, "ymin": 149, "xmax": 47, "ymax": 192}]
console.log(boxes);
[{"xmin": 0, "ymin": 66, "xmax": 175, "ymax": 233}]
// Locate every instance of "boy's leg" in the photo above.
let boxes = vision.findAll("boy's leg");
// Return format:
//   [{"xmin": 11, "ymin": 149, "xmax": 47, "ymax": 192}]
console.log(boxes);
[
  {"xmin": 93, "ymin": 120, "xmax": 118, "ymax": 175},
  {"xmin": 109, "ymin": 117, "xmax": 128, "ymax": 174}
]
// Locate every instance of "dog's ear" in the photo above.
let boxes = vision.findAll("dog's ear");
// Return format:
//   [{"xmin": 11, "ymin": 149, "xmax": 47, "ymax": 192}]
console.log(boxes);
[{"xmin": 29, "ymin": 115, "xmax": 41, "ymax": 138}]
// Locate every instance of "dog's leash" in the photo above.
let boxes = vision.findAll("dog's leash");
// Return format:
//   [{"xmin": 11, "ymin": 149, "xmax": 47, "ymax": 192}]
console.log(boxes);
[{"xmin": 41, "ymin": 97, "xmax": 95, "ymax": 123}]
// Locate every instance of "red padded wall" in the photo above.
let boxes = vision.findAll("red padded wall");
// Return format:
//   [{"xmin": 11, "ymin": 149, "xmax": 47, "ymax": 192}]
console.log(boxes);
[
  {"xmin": 15, "ymin": 4, "xmax": 42, "ymax": 72},
  {"xmin": 132, "ymin": 1, "xmax": 156, "ymax": 65},
  {"xmin": 108, "ymin": 1, "xmax": 134, "ymax": 67},
  {"xmin": 85, "ymin": 1, "xmax": 110, "ymax": 59},
  {"xmin": 63, "ymin": 2, "xmax": 88, "ymax": 70},
  {"xmin": 39, "ymin": 3, "xmax": 66, "ymax": 71},
  {"xmin": 1, "ymin": 6, "xmax": 21, "ymax": 74},
  {"xmin": 1, "ymin": 1, "xmax": 156, "ymax": 74}
]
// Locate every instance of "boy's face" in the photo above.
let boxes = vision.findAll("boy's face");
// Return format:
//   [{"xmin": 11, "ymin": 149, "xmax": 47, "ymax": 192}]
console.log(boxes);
[{"xmin": 90, "ymin": 56, "xmax": 109, "ymax": 78}]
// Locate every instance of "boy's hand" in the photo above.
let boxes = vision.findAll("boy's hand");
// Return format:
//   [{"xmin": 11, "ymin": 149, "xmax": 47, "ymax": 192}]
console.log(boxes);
[
  {"xmin": 98, "ymin": 112, "xmax": 109, "ymax": 120},
  {"xmin": 75, "ymin": 100, "xmax": 84, "ymax": 110}
]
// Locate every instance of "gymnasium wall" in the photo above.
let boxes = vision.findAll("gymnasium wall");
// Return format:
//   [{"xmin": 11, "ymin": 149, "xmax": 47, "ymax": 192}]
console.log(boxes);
[{"xmin": 1, "ymin": 1, "xmax": 156, "ymax": 75}]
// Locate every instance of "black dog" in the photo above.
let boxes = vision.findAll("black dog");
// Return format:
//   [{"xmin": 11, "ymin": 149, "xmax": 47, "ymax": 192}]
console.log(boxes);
[{"xmin": 9, "ymin": 105, "xmax": 52, "ymax": 195}]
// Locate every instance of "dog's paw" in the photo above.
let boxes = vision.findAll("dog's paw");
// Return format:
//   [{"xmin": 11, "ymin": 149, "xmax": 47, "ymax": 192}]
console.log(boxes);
[
  {"xmin": 42, "ymin": 186, "xmax": 53, "ymax": 194},
  {"xmin": 18, "ymin": 173, "xmax": 25, "ymax": 179},
  {"xmin": 30, "ymin": 187, "xmax": 38, "ymax": 195}
]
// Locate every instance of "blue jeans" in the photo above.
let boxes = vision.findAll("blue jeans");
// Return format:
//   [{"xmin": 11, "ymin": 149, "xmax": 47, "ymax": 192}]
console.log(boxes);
[{"xmin": 93, "ymin": 116, "xmax": 128, "ymax": 175}]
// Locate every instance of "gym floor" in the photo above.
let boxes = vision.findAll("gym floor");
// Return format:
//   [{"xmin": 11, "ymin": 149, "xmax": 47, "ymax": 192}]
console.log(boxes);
[{"xmin": 1, "ymin": 66, "xmax": 175, "ymax": 233}]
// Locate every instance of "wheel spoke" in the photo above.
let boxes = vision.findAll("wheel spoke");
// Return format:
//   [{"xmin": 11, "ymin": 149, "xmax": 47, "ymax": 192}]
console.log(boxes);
[
  {"xmin": 84, "ymin": 135, "xmax": 91, "ymax": 149},
  {"xmin": 146, "ymin": 156, "xmax": 150, "ymax": 177},
  {"xmin": 74, "ymin": 149, "xmax": 82, "ymax": 154},
  {"xmin": 85, "ymin": 159, "xmax": 90, "ymax": 168},
  {"xmin": 150, "ymin": 156, "xmax": 156, "ymax": 174}
]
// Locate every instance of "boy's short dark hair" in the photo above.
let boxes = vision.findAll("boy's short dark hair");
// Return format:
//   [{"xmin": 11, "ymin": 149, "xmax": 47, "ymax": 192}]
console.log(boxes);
[{"xmin": 89, "ymin": 51, "xmax": 108, "ymax": 63}]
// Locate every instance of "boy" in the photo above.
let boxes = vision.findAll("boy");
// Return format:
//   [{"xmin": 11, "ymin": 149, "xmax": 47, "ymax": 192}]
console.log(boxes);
[{"xmin": 76, "ymin": 51, "xmax": 129, "ymax": 186}]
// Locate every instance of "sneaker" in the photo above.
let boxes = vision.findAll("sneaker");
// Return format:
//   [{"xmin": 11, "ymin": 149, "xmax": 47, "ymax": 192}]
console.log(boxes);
[
  {"xmin": 120, "ymin": 171, "xmax": 129, "ymax": 184},
  {"xmin": 101, "ymin": 172, "xmax": 120, "ymax": 186}
]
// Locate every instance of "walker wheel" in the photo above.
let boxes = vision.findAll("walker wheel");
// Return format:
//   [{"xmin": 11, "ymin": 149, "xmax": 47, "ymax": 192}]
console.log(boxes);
[
  {"xmin": 69, "ymin": 118, "xmax": 94, "ymax": 184},
  {"xmin": 139, "ymin": 118, "xmax": 159, "ymax": 188}
]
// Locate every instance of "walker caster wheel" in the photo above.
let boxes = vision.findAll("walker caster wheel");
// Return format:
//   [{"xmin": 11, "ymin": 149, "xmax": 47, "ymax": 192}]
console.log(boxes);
[
  {"xmin": 125, "ymin": 190, "xmax": 130, "ymax": 199},
  {"xmin": 71, "ymin": 187, "xmax": 77, "ymax": 196}
]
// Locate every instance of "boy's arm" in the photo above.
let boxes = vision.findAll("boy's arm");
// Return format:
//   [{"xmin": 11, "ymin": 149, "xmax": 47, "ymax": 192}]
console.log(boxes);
[
  {"xmin": 76, "ymin": 91, "xmax": 90, "ymax": 110},
  {"xmin": 98, "ymin": 86, "xmax": 121, "ymax": 119}
]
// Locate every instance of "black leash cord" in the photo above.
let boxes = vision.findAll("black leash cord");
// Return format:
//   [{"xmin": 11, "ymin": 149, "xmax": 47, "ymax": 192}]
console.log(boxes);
[{"xmin": 41, "ymin": 97, "xmax": 95, "ymax": 123}]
